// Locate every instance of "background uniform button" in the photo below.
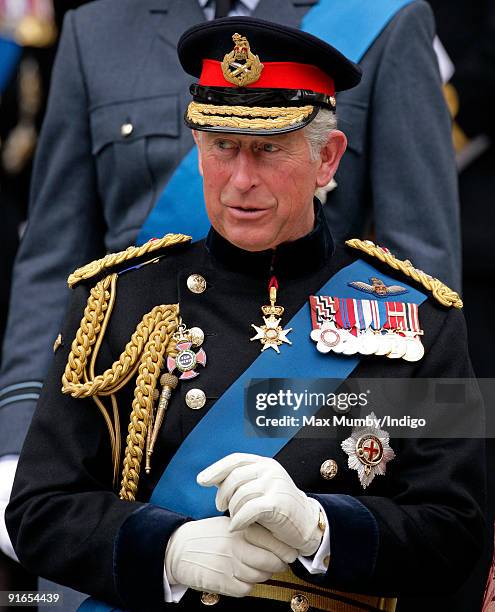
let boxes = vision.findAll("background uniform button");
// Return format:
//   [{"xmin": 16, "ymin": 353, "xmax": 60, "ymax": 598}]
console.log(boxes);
[
  {"xmin": 290, "ymin": 593, "xmax": 309, "ymax": 612},
  {"xmin": 121, "ymin": 122, "xmax": 134, "ymax": 137},
  {"xmin": 185, "ymin": 388, "xmax": 206, "ymax": 410},
  {"xmin": 187, "ymin": 274, "xmax": 206, "ymax": 294},
  {"xmin": 320, "ymin": 459, "xmax": 338, "ymax": 480},
  {"xmin": 200, "ymin": 592, "xmax": 220, "ymax": 605}
]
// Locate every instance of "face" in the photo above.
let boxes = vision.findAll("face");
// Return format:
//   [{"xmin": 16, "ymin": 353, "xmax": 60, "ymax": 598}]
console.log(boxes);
[{"xmin": 194, "ymin": 126, "xmax": 346, "ymax": 252}]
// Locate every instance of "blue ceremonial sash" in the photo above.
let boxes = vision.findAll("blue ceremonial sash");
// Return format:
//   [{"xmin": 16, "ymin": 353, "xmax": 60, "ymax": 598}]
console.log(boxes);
[
  {"xmin": 79, "ymin": 258, "xmax": 426, "ymax": 610},
  {"xmin": 149, "ymin": 258, "xmax": 424, "ymax": 516},
  {"xmin": 0, "ymin": 36, "xmax": 21, "ymax": 94},
  {"xmin": 135, "ymin": 0, "xmax": 414, "ymax": 246}
]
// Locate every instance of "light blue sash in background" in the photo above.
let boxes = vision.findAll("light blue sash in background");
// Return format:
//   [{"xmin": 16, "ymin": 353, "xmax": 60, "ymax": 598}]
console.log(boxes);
[{"xmin": 0, "ymin": 36, "xmax": 21, "ymax": 94}]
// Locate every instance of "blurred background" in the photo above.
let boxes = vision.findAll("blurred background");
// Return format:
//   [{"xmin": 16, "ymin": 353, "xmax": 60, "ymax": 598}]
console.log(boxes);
[{"xmin": 1, "ymin": 0, "xmax": 87, "ymax": 365}]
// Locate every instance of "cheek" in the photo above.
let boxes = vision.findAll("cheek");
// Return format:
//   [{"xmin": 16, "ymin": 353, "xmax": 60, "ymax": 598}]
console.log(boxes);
[
  {"xmin": 201, "ymin": 159, "xmax": 227, "ymax": 202},
  {"xmin": 272, "ymin": 163, "xmax": 316, "ymax": 202},
  {"xmin": 201, "ymin": 169, "xmax": 232, "ymax": 232}
]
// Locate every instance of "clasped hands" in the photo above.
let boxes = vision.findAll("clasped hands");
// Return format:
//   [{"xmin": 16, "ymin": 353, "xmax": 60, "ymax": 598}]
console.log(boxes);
[{"xmin": 165, "ymin": 453, "xmax": 323, "ymax": 597}]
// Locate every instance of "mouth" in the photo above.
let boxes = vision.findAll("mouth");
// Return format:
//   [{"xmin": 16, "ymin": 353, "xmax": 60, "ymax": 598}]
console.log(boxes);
[{"xmin": 226, "ymin": 205, "xmax": 271, "ymax": 220}]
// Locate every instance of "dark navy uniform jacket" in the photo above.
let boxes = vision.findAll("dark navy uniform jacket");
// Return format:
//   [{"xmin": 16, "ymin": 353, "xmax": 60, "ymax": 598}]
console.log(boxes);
[
  {"xmin": 6, "ymin": 211, "xmax": 484, "ymax": 611},
  {"xmin": 0, "ymin": 0, "xmax": 461, "ymax": 459}
]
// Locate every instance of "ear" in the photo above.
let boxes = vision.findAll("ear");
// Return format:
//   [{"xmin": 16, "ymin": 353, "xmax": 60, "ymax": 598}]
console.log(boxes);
[
  {"xmin": 315, "ymin": 130, "xmax": 347, "ymax": 188},
  {"xmin": 192, "ymin": 130, "xmax": 204, "ymax": 176}
]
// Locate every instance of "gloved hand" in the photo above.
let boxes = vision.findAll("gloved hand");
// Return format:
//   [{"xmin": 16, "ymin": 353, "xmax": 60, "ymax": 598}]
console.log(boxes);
[
  {"xmin": 197, "ymin": 453, "xmax": 323, "ymax": 556},
  {"xmin": 0, "ymin": 455, "xmax": 19, "ymax": 561},
  {"xmin": 165, "ymin": 516, "xmax": 297, "ymax": 597}
]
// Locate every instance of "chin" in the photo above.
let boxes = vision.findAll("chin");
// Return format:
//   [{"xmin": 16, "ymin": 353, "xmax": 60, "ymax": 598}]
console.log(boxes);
[{"xmin": 225, "ymin": 228, "xmax": 273, "ymax": 252}]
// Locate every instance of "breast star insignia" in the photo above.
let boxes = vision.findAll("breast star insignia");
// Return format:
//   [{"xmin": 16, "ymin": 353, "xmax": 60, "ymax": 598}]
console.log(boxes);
[
  {"xmin": 250, "ymin": 316, "xmax": 292, "ymax": 353},
  {"xmin": 341, "ymin": 412, "xmax": 395, "ymax": 489},
  {"xmin": 348, "ymin": 277, "xmax": 408, "ymax": 298}
]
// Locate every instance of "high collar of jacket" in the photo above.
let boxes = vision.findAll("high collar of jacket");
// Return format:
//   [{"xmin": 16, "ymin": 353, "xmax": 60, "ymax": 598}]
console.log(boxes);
[{"xmin": 205, "ymin": 200, "xmax": 334, "ymax": 279}]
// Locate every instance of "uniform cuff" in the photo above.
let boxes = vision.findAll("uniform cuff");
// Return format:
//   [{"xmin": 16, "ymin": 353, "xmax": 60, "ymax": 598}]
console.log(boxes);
[
  {"xmin": 114, "ymin": 504, "xmax": 192, "ymax": 609},
  {"xmin": 0, "ymin": 392, "xmax": 40, "ymax": 454},
  {"xmin": 297, "ymin": 502, "xmax": 330, "ymax": 574},
  {"xmin": 306, "ymin": 494, "xmax": 378, "ymax": 584}
]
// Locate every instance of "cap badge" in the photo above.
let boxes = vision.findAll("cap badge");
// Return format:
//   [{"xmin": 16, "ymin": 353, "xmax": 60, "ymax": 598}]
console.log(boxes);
[{"xmin": 221, "ymin": 33, "xmax": 264, "ymax": 87}]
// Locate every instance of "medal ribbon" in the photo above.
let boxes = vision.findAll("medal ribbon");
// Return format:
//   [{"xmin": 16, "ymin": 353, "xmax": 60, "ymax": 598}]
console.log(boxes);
[
  {"xmin": 370, "ymin": 299, "xmax": 381, "ymax": 330},
  {"xmin": 309, "ymin": 295, "xmax": 335, "ymax": 329},
  {"xmin": 407, "ymin": 303, "xmax": 421, "ymax": 333},
  {"xmin": 384, "ymin": 301, "xmax": 408, "ymax": 331}
]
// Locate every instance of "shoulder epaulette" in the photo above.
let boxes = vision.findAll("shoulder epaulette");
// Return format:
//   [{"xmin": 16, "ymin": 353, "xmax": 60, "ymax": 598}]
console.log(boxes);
[
  {"xmin": 67, "ymin": 233, "xmax": 191, "ymax": 288},
  {"xmin": 345, "ymin": 238, "xmax": 463, "ymax": 309}
]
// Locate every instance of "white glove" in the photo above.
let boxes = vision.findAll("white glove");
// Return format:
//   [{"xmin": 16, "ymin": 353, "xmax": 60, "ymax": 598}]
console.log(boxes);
[
  {"xmin": 165, "ymin": 516, "xmax": 296, "ymax": 598},
  {"xmin": 197, "ymin": 453, "xmax": 323, "ymax": 556},
  {"xmin": 0, "ymin": 455, "xmax": 19, "ymax": 561}
]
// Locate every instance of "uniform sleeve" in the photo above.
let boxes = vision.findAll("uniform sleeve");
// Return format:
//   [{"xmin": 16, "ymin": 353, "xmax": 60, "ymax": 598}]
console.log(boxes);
[
  {"xmin": 369, "ymin": 1, "xmax": 461, "ymax": 292},
  {"xmin": 0, "ymin": 10, "xmax": 106, "ymax": 456},
  {"xmin": 295, "ymin": 306, "xmax": 485, "ymax": 596},
  {"xmin": 5, "ymin": 283, "xmax": 192, "ymax": 609}
]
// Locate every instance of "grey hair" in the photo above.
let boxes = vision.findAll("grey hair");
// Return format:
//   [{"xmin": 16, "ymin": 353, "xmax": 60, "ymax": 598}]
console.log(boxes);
[{"xmin": 303, "ymin": 108, "xmax": 338, "ymax": 161}]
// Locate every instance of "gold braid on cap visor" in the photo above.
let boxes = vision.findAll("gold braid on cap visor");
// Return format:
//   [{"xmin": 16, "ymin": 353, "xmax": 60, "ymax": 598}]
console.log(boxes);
[{"xmin": 187, "ymin": 101, "xmax": 314, "ymax": 129}]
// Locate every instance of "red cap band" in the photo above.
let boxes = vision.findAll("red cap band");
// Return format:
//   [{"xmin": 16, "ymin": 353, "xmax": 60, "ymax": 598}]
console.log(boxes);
[{"xmin": 199, "ymin": 59, "xmax": 335, "ymax": 95}]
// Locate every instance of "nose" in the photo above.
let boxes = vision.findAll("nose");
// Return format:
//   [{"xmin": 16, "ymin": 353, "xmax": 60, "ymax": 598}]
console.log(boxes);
[{"xmin": 229, "ymin": 149, "xmax": 258, "ymax": 193}]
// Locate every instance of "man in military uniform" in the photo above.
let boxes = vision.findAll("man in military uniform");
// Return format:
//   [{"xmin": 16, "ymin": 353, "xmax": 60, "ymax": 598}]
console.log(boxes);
[
  {"xmin": 6, "ymin": 18, "xmax": 484, "ymax": 612},
  {"xmin": 0, "ymin": 11, "xmax": 462, "ymax": 609}
]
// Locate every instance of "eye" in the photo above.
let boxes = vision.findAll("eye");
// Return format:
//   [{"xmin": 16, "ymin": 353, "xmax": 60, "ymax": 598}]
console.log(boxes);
[
  {"xmin": 260, "ymin": 143, "xmax": 280, "ymax": 153},
  {"xmin": 216, "ymin": 139, "xmax": 237, "ymax": 150}
]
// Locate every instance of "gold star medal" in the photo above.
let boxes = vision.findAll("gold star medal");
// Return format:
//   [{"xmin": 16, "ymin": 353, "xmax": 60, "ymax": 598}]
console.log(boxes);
[{"xmin": 250, "ymin": 277, "xmax": 292, "ymax": 353}]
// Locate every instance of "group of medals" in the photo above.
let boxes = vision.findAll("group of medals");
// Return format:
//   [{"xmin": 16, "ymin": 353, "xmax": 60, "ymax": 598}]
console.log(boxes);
[
  {"xmin": 248, "ymin": 276, "xmax": 425, "ymax": 363},
  {"xmin": 309, "ymin": 294, "xmax": 425, "ymax": 362}
]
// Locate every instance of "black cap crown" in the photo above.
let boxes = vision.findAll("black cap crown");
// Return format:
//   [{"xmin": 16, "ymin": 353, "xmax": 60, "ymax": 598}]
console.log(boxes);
[{"xmin": 178, "ymin": 17, "xmax": 362, "ymax": 135}]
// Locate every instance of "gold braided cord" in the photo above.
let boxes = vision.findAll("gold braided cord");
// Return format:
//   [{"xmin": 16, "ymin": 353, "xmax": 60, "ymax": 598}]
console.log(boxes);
[
  {"xmin": 88, "ymin": 273, "xmax": 118, "ymax": 381},
  {"xmin": 119, "ymin": 306, "xmax": 179, "ymax": 501},
  {"xmin": 67, "ymin": 233, "xmax": 191, "ymax": 288},
  {"xmin": 111, "ymin": 394, "xmax": 121, "ymax": 485},
  {"xmin": 61, "ymin": 267, "xmax": 180, "ymax": 497},
  {"xmin": 345, "ymin": 238, "xmax": 463, "ymax": 309},
  {"xmin": 61, "ymin": 274, "xmax": 119, "ymax": 477},
  {"xmin": 82, "ymin": 274, "xmax": 122, "ymax": 486},
  {"xmin": 187, "ymin": 101, "xmax": 313, "ymax": 130},
  {"xmin": 62, "ymin": 305, "xmax": 173, "ymax": 398}
]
